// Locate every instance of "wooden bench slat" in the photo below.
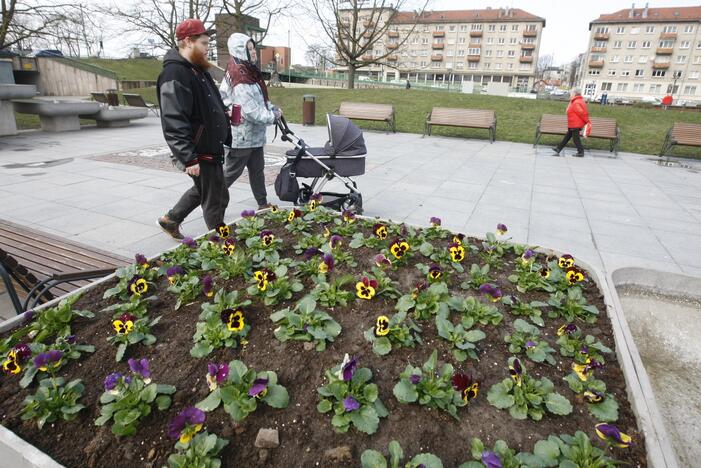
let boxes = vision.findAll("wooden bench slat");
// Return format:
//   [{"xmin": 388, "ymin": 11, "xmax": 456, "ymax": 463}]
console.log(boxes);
[
  {"xmin": 337, "ymin": 102, "xmax": 396, "ymax": 132},
  {"xmin": 425, "ymin": 107, "xmax": 496, "ymax": 141}
]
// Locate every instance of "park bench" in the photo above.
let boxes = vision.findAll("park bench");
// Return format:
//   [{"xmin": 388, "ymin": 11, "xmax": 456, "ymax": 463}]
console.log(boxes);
[
  {"xmin": 424, "ymin": 107, "xmax": 497, "ymax": 142},
  {"xmin": 336, "ymin": 102, "xmax": 396, "ymax": 132},
  {"xmin": 12, "ymin": 99, "xmax": 101, "ymax": 132},
  {"xmin": 91, "ymin": 92, "xmax": 108, "ymax": 104},
  {"xmin": 123, "ymin": 93, "xmax": 160, "ymax": 117},
  {"xmin": 0, "ymin": 219, "xmax": 130, "ymax": 314},
  {"xmin": 660, "ymin": 122, "xmax": 701, "ymax": 156},
  {"xmin": 534, "ymin": 114, "xmax": 621, "ymax": 155}
]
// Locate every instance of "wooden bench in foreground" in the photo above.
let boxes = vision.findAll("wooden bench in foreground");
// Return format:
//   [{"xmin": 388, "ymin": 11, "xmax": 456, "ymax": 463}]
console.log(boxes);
[
  {"xmin": 660, "ymin": 122, "xmax": 701, "ymax": 156},
  {"xmin": 424, "ymin": 107, "xmax": 497, "ymax": 142}
]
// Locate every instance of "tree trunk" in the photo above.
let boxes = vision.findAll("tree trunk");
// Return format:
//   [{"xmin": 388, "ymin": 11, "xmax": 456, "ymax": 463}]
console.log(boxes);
[{"xmin": 347, "ymin": 63, "xmax": 355, "ymax": 89}]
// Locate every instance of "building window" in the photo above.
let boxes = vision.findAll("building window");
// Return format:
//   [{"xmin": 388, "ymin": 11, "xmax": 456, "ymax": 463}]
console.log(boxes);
[
  {"xmin": 621, "ymin": 70, "xmax": 630, "ymax": 76},
  {"xmin": 458, "ymin": 37, "xmax": 466, "ymax": 44},
  {"xmin": 680, "ymin": 41, "xmax": 690, "ymax": 49},
  {"xmin": 635, "ymin": 69, "xmax": 644, "ymax": 77},
  {"xmin": 695, "ymin": 56, "xmax": 701, "ymax": 64},
  {"xmin": 624, "ymin": 55, "xmax": 633, "ymax": 63},
  {"xmin": 677, "ymin": 55, "xmax": 687, "ymax": 64},
  {"xmin": 468, "ymin": 48, "xmax": 480, "ymax": 55},
  {"xmin": 507, "ymin": 50, "xmax": 515, "ymax": 57},
  {"xmin": 596, "ymin": 26, "xmax": 609, "ymax": 34},
  {"xmin": 608, "ymin": 70, "xmax": 617, "ymax": 76},
  {"xmin": 638, "ymin": 55, "xmax": 648, "ymax": 63},
  {"xmin": 471, "ymin": 24, "xmax": 482, "ymax": 31},
  {"xmin": 496, "ymin": 50, "xmax": 504, "ymax": 57},
  {"xmin": 486, "ymin": 38, "xmax": 494, "ymax": 44},
  {"xmin": 690, "ymin": 71, "xmax": 700, "ymax": 79},
  {"xmin": 526, "ymin": 24, "xmax": 537, "ymax": 31},
  {"xmin": 659, "ymin": 40, "xmax": 674, "ymax": 48},
  {"xmin": 456, "ymin": 62, "xmax": 464, "ymax": 68},
  {"xmin": 601, "ymin": 82, "xmax": 612, "ymax": 91},
  {"xmin": 613, "ymin": 40, "xmax": 622, "ymax": 49},
  {"xmin": 616, "ymin": 83, "xmax": 628, "ymax": 92},
  {"xmin": 697, "ymin": 41, "xmax": 701, "ymax": 48},
  {"xmin": 421, "ymin": 37, "xmax": 429, "ymax": 44},
  {"xmin": 446, "ymin": 50, "xmax": 454, "ymax": 56},
  {"xmin": 510, "ymin": 37, "xmax": 517, "ymax": 44},
  {"xmin": 641, "ymin": 41, "xmax": 651, "ymax": 48},
  {"xmin": 684, "ymin": 25, "xmax": 694, "ymax": 34},
  {"xmin": 588, "ymin": 69, "xmax": 601, "ymax": 76},
  {"xmin": 460, "ymin": 25, "xmax": 468, "ymax": 31},
  {"xmin": 495, "ymin": 63, "xmax": 502, "ymax": 69},
  {"xmin": 434, "ymin": 37, "xmax": 444, "ymax": 44},
  {"xmin": 431, "ymin": 61, "xmax": 441, "ymax": 68},
  {"xmin": 498, "ymin": 38, "xmax": 505, "ymax": 44},
  {"xmin": 485, "ymin": 50, "xmax": 492, "ymax": 57},
  {"xmin": 645, "ymin": 26, "xmax": 655, "ymax": 33},
  {"xmin": 499, "ymin": 25, "xmax": 507, "ymax": 32},
  {"xmin": 457, "ymin": 50, "xmax": 465, "ymax": 56},
  {"xmin": 507, "ymin": 63, "xmax": 513, "ymax": 69},
  {"xmin": 633, "ymin": 83, "xmax": 644, "ymax": 92},
  {"xmin": 652, "ymin": 69, "xmax": 666, "ymax": 77},
  {"xmin": 628, "ymin": 41, "xmax": 637, "ymax": 48},
  {"xmin": 449, "ymin": 25, "xmax": 456, "ymax": 32},
  {"xmin": 610, "ymin": 55, "xmax": 620, "ymax": 63},
  {"xmin": 411, "ymin": 37, "xmax": 419, "ymax": 44},
  {"xmin": 616, "ymin": 26, "xmax": 625, "ymax": 34},
  {"xmin": 649, "ymin": 84, "xmax": 662, "ymax": 93},
  {"xmin": 683, "ymin": 85, "xmax": 697, "ymax": 94},
  {"xmin": 512, "ymin": 24, "xmax": 519, "ymax": 31},
  {"xmin": 420, "ymin": 61, "xmax": 427, "ymax": 66},
  {"xmin": 520, "ymin": 63, "xmax": 531, "ymax": 70},
  {"xmin": 435, "ymin": 25, "xmax": 444, "ymax": 31},
  {"xmin": 468, "ymin": 62, "xmax": 478, "ymax": 69},
  {"xmin": 594, "ymin": 40, "xmax": 607, "ymax": 48},
  {"xmin": 663, "ymin": 25, "xmax": 677, "ymax": 33},
  {"xmin": 488, "ymin": 24, "xmax": 496, "ymax": 32},
  {"xmin": 485, "ymin": 62, "xmax": 491, "ymax": 69}
]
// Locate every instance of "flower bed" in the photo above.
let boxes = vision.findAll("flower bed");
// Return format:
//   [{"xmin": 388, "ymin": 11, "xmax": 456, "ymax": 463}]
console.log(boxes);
[{"xmin": 0, "ymin": 206, "xmax": 647, "ymax": 467}]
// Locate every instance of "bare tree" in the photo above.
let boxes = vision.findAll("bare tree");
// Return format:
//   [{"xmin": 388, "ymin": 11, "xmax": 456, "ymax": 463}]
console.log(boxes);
[
  {"xmin": 1, "ymin": 0, "xmax": 75, "ymax": 51},
  {"xmin": 305, "ymin": 43, "xmax": 334, "ymax": 71},
  {"xmin": 305, "ymin": 0, "xmax": 429, "ymax": 89},
  {"xmin": 220, "ymin": 0, "xmax": 286, "ymax": 44},
  {"xmin": 536, "ymin": 53, "xmax": 554, "ymax": 80}
]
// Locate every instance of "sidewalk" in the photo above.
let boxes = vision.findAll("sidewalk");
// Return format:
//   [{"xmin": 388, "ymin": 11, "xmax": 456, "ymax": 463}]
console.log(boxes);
[{"xmin": 1, "ymin": 115, "xmax": 700, "ymax": 318}]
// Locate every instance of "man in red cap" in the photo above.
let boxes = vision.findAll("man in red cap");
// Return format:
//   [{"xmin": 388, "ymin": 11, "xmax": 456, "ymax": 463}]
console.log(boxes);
[{"xmin": 156, "ymin": 18, "xmax": 230, "ymax": 238}]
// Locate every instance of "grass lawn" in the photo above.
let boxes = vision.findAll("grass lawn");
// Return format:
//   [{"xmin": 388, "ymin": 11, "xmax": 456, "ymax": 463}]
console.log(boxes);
[{"xmin": 77, "ymin": 58, "xmax": 162, "ymax": 81}]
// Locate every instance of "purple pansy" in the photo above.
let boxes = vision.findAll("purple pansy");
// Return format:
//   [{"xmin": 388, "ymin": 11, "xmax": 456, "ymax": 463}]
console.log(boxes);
[
  {"xmin": 482, "ymin": 451, "xmax": 503, "ymax": 468},
  {"xmin": 303, "ymin": 248, "xmax": 323, "ymax": 260},
  {"xmin": 248, "ymin": 377, "xmax": 269, "ymax": 397},
  {"xmin": 329, "ymin": 235, "xmax": 343, "ymax": 249},
  {"xmin": 168, "ymin": 407, "xmax": 206, "ymax": 440},
  {"xmin": 104, "ymin": 372, "xmax": 123, "ymax": 391},
  {"xmin": 207, "ymin": 362, "xmax": 230, "ymax": 387},
  {"xmin": 241, "ymin": 209, "xmax": 256, "ymax": 218},
  {"xmin": 12, "ymin": 343, "xmax": 31, "ymax": 362},
  {"xmin": 410, "ymin": 374, "xmax": 422, "ymax": 385},
  {"xmin": 166, "ymin": 265, "xmax": 185, "ymax": 277},
  {"xmin": 135, "ymin": 253, "xmax": 149, "ymax": 266},
  {"xmin": 525, "ymin": 340, "xmax": 537, "ymax": 348},
  {"xmin": 343, "ymin": 396, "xmax": 360, "ymax": 412},
  {"xmin": 202, "ymin": 275, "xmax": 214, "ymax": 297},
  {"xmin": 128, "ymin": 358, "xmax": 151, "ymax": 381},
  {"xmin": 430, "ymin": 216, "xmax": 441, "ymax": 227},
  {"xmin": 181, "ymin": 237, "xmax": 197, "ymax": 248},
  {"xmin": 341, "ymin": 355, "xmax": 358, "ymax": 382},
  {"xmin": 33, "ymin": 350, "xmax": 63, "ymax": 369}
]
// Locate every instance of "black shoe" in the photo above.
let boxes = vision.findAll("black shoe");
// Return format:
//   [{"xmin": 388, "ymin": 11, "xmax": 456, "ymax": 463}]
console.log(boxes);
[
  {"xmin": 257, "ymin": 203, "xmax": 272, "ymax": 211},
  {"xmin": 551, "ymin": 147, "xmax": 561, "ymax": 156},
  {"xmin": 573, "ymin": 152, "xmax": 584, "ymax": 158},
  {"xmin": 158, "ymin": 215, "xmax": 184, "ymax": 239}
]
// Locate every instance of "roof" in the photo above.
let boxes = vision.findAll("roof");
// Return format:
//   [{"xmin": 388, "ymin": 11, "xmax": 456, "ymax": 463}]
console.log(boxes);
[
  {"xmin": 391, "ymin": 8, "xmax": 545, "ymax": 26},
  {"xmin": 590, "ymin": 6, "xmax": 701, "ymax": 27}
]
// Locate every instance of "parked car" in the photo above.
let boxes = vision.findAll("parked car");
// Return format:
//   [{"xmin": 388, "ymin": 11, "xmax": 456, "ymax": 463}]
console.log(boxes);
[{"xmin": 34, "ymin": 49, "xmax": 63, "ymax": 57}]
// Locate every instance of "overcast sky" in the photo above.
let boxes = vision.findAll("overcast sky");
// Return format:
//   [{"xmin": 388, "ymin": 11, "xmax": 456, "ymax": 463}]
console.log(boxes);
[{"xmin": 99, "ymin": 0, "xmax": 701, "ymax": 66}]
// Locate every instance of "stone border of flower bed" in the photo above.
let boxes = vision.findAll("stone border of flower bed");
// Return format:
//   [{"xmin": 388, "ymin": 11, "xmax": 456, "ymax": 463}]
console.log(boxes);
[{"xmin": 0, "ymin": 215, "xmax": 676, "ymax": 468}]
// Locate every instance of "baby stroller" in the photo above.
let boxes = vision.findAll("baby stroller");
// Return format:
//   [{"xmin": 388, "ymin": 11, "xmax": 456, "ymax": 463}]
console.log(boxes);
[{"xmin": 274, "ymin": 114, "xmax": 365, "ymax": 214}]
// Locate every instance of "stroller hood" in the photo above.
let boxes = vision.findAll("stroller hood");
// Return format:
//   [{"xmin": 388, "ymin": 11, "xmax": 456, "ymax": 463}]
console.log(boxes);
[{"xmin": 324, "ymin": 114, "xmax": 367, "ymax": 156}]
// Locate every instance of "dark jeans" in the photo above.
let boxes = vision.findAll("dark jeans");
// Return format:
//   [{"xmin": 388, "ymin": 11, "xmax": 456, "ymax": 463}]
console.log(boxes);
[
  {"xmin": 167, "ymin": 147, "xmax": 267, "ymax": 226},
  {"xmin": 168, "ymin": 162, "xmax": 229, "ymax": 230},
  {"xmin": 556, "ymin": 128, "xmax": 584, "ymax": 154}
]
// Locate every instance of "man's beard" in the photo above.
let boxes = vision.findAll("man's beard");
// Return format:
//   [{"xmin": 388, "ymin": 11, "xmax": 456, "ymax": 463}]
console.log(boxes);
[{"xmin": 191, "ymin": 48, "xmax": 211, "ymax": 69}]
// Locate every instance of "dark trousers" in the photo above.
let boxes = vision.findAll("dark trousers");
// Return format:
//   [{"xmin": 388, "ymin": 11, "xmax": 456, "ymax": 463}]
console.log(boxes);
[
  {"xmin": 556, "ymin": 128, "xmax": 584, "ymax": 155},
  {"xmin": 167, "ymin": 147, "xmax": 267, "ymax": 226},
  {"xmin": 168, "ymin": 162, "xmax": 229, "ymax": 230}
]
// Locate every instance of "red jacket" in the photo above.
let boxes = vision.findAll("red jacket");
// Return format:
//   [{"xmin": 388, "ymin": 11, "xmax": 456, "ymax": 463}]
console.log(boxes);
[{"xmin": 566, "ymin": 95, "xmax": 590, "ymax": 129}]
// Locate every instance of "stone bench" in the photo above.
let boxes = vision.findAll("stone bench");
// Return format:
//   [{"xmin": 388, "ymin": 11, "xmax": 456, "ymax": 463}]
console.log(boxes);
[
  {"xmin": 79, "ymin": 105, "xmax": 148, "ymax": 128},
  {"xmin": 0, "ymin": 84, "xmax": 37, "ymax": 136},
  {"xmin": 12, "ymin": 99, "xmax": 101, "ymax": 132}
]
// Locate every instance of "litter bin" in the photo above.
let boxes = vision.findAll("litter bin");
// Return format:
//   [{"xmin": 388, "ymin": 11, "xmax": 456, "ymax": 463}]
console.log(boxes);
[
  {"xmin": 302, "ymin": 94, "xmax": 316, "ymax": 126},
  {"xmin": 106, "ymin": 89, "xmax": 119, "ymax": 107}
]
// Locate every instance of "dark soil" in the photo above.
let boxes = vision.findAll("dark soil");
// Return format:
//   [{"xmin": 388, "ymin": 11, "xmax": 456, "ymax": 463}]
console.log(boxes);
[{"xmin": 0, "ymin": 217, "xmax": 647, "ymax": 467}]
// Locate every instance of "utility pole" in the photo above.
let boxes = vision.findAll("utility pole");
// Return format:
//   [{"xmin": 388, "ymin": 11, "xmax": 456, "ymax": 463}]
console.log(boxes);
[{"xmin": 288, "ymin": 28, "xmax": 291, "ymax": 84}]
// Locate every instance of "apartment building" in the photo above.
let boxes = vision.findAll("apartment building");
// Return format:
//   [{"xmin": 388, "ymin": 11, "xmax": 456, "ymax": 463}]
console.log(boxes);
[
  {"xmin": 337, "ymin": 7, "xmax": 545, "ymax": 91},
  {"xmin": 582, "ymin": 4, "xmax": 701, "ymax": 102}
]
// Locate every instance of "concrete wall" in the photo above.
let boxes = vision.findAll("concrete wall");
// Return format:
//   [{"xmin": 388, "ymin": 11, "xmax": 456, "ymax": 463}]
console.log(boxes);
[{"xmin": 35, "ymin": 58, "xmax": 117, "ymax": 96}]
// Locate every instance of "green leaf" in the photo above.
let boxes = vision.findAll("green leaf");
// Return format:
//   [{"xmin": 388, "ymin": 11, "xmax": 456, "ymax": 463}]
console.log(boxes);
[
  {"xmin": 316, "ymin": 399, "xmax": 332, "ymax": 413},
  {"xmin": 487, "ymin": 383, "xmax": 515, "ymax": 409},
  {"xmin": 263, "ymin": 384, "xmax": 289, "ymax": 408},
  {"xmin": 588, "ymin": 395, "xmax": 619, "ymax": 422},
  {"xmin": 409, "ymin": 453, "xmax": 443, "ymax": 468},
  {"xmin": 156, "ymin": 395, "xmax": 172, "ymax": 410},
  {"xmin": 388, "ymin": 440, "xmax": 404, "ymax": 465},
  {"xmin": 545, "ymin": 393, "xmax": 573, "ymax": 415},
  {"xmin": 349, "ymin": 406, "xmax": 380, "ymax": 434},
  {"xmin": 140, "ymin": 383, "xmax": 158, "ymax": 403},
  {"xmin": 373, "ymin": 337, "xmax": 392, "ymax": 356},
  {"xmin": 533, "ymin": 439, "xmax": 561, "ymax": 465},
  {"xmin": 393, "ymin": 380, "xmax": 418, "ymax": 403},
  {"xmin": 361, "ymin": 450, "xmax": 388, "ymax": 468},
  {"xmin": 396, "ymin": 295, "xmax": 415, "ymax": 312},
  {"xmin": 114, "ymin": 408, "xmax": 141, "ymax": 426},
  {"xmin": 197, "ymin": 389, "xmax": 222, "ymax": 412}
]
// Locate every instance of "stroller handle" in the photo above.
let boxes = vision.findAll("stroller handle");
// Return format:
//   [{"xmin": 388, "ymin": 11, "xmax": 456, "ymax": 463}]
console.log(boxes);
[{"xmin": 275, "ymin": 115, "xmax": 294, "ymax": 139}]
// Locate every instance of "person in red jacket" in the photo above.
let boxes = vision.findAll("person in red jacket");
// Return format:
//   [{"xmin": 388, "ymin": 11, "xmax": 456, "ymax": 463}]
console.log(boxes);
[{"xmin": 553, "ymin": 87, "xmax": 590, "ymax": 157}]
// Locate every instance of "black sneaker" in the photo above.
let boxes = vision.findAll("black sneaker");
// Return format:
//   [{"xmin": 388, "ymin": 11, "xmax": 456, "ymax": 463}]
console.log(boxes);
[
  {"xmin": 551, "ymin": 147, "xmax": 561, "ymax": 156},
  {"xmin": 158, "ymin": 215, "xmax": 184, "ymax": 239}
]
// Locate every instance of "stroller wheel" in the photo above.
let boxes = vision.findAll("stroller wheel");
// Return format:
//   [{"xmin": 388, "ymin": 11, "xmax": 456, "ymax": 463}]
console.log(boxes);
[
  {"xmin": 298, "ymin": 185, "xmax": 313, "ymax": 204},
  {"xmin": 342, "ymin": 193, "xmax": 363, "ymax": 215}
]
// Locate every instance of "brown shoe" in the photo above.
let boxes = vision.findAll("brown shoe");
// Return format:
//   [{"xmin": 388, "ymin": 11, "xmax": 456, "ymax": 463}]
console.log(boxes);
[
  {"xmin": 158, "ymin": 215, "xmax": 184, "ymax": 239},
  {"xmin": 257, "ymin": 203, "xmax": 272, "ymax": 210}
]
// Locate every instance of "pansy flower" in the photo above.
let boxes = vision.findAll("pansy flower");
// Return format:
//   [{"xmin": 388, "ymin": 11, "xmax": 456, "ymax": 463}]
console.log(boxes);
[
  {"xmin": 128, "ymin": 358, "xmax": 151, "ymax": 383},
  {"xmin": 572, "ymin": 358, "xmax": 603, "ymax": 381},
  {"xmin": 248, "ymin": 377, "xmax": 269, "ymax": 398},
  {"xmin": 374, "ymin": 254, "xmax": 392, "ymax": 269},
  {"xmin": 452, "ymin": 372, "xmax": 479, "ymax": 403},
  {"xmin": 221, "ymin": 309, "xmax": 245, "ymax": 332},
  {"xmin": 389, "ymin": 239, "xmax": 410, "ymax": 259},
  {"xmin": 509, "ymin": 358, "xmax": 523, "ymax": 387},
  {"xmin": 135, "ymin": 253, "xmax": 149, "ymax": 268},
  {"xmin": 496, "ymin": 223, "xmax": 508, "ymax": 235},
  {"xmin": 253, "ymin": 269, "xmax": 276, "ymax": 291},
  {"xmin": 478, "ymin": 283, "xmax": 503, "ymax": 302},
  {"xmin": 202, "ymin": 275, "xmax": 214, "ymax": 298},
  {"xmin": 584, "ymin": 390, "xmax": 605, "ymax": 403},
  {"xmin": 557, "ymin": 323, "xmax": 578, "ymax": 336},
  {"xmin": 319, "ymin": 254, "xmax": 334, "ymax": 273},
  {"xmin": 356, "ymin": 276, "xmax": 378, "ymax": 299},
  {"xmin": 411, "ymin": 281, "xmax": 428, "ymax": 299},
  {"xmin": 166, "ymin": 265, "xmax": 185, "ymax": 285},
  {"xmin": 449, "ymin": 242, "xmax": 465, "ymax": 262},
  {"xmin": 206, "ymin": 363, "xmax": 230, "ymax": 391},
  {"xmin": 260, "ymin": 230, "xmax": 275, "ymax": 247},
  {"xmin": 521, "ymin": 249, "xmax": 535, "ymax": 264},
  {"xmin": 343, "ymin": 395, "xmax": 360, "ymax": 412},
  {"xmin": 34, "ymin": 350, "xmax": 63, "ymax": 372},
  {"xmin": 12, "ymin": 343, "xmax": 31, "ymax": 362},
  {"xmin": 539, "ymin": 266, "xmax": 551, "ymax": 278},
  {"xmin": 241, "ymin": 209, "xmax": 255, "ymax": 218},
  {"xmin": 482, "ymin": 451, "xmax": 503, "ymax": 468},
  {"xmin": 329, "ymin": 235, "xmax": 343, "ymax": 249},
  {"xmin": 287, "ymin": 208, "xmax": 302, "ymax": 222},
  {"xmin": 566, "ymin": 266, "xmax": 585, "ymax": 285},
  {"xmin": 113, "ymin": 313, "xmax": 136, "ymax": 335},
  {"xmin": 373, "ymin": 223, "xmax": 388, "ymax": 240},
  {"xmin": 168, "ymin": 407, "xmax": 205, "ymax": 445},
  {"xmin": 215, "ymin": 223, "xmax": 231, "ymax": 238},
  {"xmin": 342, "ymin": 209, "xmax": 356, "ymax": 223},
  {"xmin": 3, "ymin": 343, "xmax": 31, "ymax": 374},
  {"xmin": 104, "ymin": 372, "xmax": 123, "ymax": 392},
  {"xmin": 303, "ymin": 247, "xmax": 323, "ymax": 260},
  {"xmin": 558, "ymin": 254, "xmax": 575, "ymax": 269},
  {"xmin": 308, "ymin": 193, "xmax": 322, "ymax": 211},
  {"xmin": 525, "ymin": 340, "xmax": 537, "ymax": 349},
  {"xmin": 338, "ymin": 354, "xmax": 358, "ymax": 381},
  {"xmin": 428, "ymin": 264, "xmax": 443, "ymax": 281},
  {"xmin": 374, "ymin": 315, "xmax": 390, "ymax": 336},
  {"xmin": 430, "ymin": 216, "xmax": 441, "ymax": 227},
  {"xmin": 181, "ymin": 236, "xmax": 197, "ymax": 249},
  {"xmin": 209, "ymin": 234, "xmax": 221, "ymax": 243},
  {"xmin": 409, "ymin": 374, "xmax": 421, "ymax": 385},
  {"xmin": 128, "ymin": 275, "xmax": 148, "ymax": 296},
  {"xmin": 322, "ymin": 226, "xmax": 331, "ymax": 238},
  {"xmin": 595, "ymin": 423, "xmax": 633, "ymax": 448},
  {"xmin": 221, "ymin": 238, "xmax": 236, "ymax": 255},
  {"xmin": 453, "ymin": 233, "xmax": 465, "ymax": 245}
]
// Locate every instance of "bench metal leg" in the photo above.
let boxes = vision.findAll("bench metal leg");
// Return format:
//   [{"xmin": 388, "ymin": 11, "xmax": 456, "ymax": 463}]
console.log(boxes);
[
  {"xmin": 490, "ymin": 125, "xmax": 496, "ymax": 143},
  {"xmin": 0, "ymin": 263, "xmax": 25, "ymax": 315},
  {"xmin": 534, "ymin": 129, "xmax": 542, "ymax": 148}
]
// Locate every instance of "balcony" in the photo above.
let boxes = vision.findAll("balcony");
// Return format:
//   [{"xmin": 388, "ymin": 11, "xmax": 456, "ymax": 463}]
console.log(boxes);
[
  {"xmin": 387, "ymin": 31, "xmax": 399, "ymax": 38},
  {"xmin": 652, "ymin": 61, "xmax": 670, "ymax": 69},
  {"xmin": 656, "ymin": 47, "xmax": 673, "ymax": 55},
  {"xmin": 588, "ymin": 60, "xmax": 604, "ymax": 68},
  {"xmin": 519, "ymin": 56, "xmax": 534, "ymax": 63},
  {"xmin": 362, "ymin": 20, "xmax": 375, "ymax": 28},
  {"xmin": 387, "ymin": 43, "xmax": 398, "ymax": 50},
  {"xmin": 432, "ymin": 31, "xmax": 445, "ymax": 37},
  {"xmin": 659, "ymin": 32, "xmax": 677, "ymax": 40},
  {"xmin": 470, "ymin": 30, "xmax": 483, "ymax": 37},
  {"xmin": 432, "ymin": 43, "xmax": 444, "ymax": 49},
  {"xmin": 468, "ymin": 42, "xmax": 481, "ymax": 48},
  {"xmin": 594, "ymin": 32, "xmax": 610, "ymax": 40},
  {"xmin": 521, "ymin": 43, "xmax": 536, "ymax": 50},
  {"xmin": 386, "ymin": 54, "xmax": 398, "ymax": 61},
  {"xmin": 467, "ymin": 55, "xmax": 481, "ymax": 62},
  {"xmin": 431, "ymin": 54, "xmax": 444, "ymax": 61},
  {"xmin": 361, "ymin": 54, "xmax": 374, "ymax": 61},
  {"xmin": 591, "ymin": 47, "xmax": 607, "ymax": 53},
  {"xmin": 363, "ymin": 32, "xmax": 373, "ymax": 39},
  {"xmin": 523, "ymin": 30, "xmax": 537, "ymax": 37}
]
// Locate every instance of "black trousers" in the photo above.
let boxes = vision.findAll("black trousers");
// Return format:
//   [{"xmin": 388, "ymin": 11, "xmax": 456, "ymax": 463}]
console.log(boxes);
[
  {"xmin": 168, "ymin": 162, "xmax": 229, "ymax": 230},
  {"xmin": 556, "ymin": 128, "xmax": 584, "ymax": 154}
]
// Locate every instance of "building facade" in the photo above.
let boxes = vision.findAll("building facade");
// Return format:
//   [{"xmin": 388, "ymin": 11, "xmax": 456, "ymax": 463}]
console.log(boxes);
[
  {"xmin": 215, "ymin": 14, "xmax": 266, "ymax": 69},
  {"xmin": 582, "ymin": 5, "xmax": 701, "ymax": 102},
  {"xmin": 337, "ymin": 7, "xmax": 545, "ymax": 91}
]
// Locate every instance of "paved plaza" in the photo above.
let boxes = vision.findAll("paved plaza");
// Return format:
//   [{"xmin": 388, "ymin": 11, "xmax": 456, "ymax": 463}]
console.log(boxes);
[{"xmin": 1, "ymin": 115, "xmax": 700, "ymax": 317}]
